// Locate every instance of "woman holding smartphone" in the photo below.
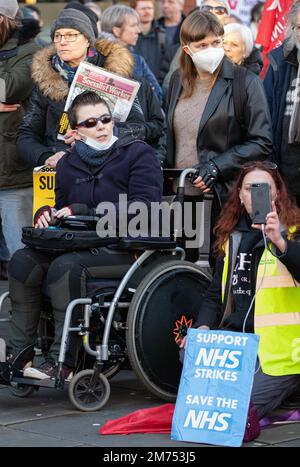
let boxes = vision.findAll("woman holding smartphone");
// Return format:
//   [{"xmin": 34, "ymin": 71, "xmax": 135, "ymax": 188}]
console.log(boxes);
[{"xmin": 180, "ymin": 161, "xmax": 300, "ymax": 419}]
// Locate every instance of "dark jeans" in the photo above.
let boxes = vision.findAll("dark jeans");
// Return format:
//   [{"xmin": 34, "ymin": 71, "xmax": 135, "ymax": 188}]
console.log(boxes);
[{"xmin": 8, "ymin": 246, "xmax": 135, "ymax": 367}]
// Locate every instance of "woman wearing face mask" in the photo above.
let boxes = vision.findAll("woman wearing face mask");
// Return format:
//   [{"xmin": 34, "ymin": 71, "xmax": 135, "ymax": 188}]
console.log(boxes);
[
  {"xmin": 7, "ymin": 91, "xmax": 163, "ymax": 380},
  {"xmin": 159, "ymin": 11, "xmax": 272, "ymax": 206}
]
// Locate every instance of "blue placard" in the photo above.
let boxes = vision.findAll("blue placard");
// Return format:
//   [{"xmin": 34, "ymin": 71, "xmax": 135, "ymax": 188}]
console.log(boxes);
[{"xmin": 171, "ymin": 329, "xmax": 259, "ymax": 447}]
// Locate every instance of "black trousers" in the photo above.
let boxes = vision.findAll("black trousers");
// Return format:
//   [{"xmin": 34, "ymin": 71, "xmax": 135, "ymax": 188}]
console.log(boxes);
[{"xmin": 8, "ymin": 246, "xmax": 135, "ymax": 367}]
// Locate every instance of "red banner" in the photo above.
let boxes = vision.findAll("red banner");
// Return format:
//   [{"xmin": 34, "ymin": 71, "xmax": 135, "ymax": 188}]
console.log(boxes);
[
  {"xmin": 256, "ymin": 0, "xmax": 293, "ymax": 52},
  {"xmin": 256, "ymin": 0, "xmax": 293, "ymax": 76}
]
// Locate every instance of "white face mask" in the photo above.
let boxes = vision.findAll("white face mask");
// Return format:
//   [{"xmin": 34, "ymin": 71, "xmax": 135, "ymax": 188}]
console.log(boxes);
[
  {"xmin": 187, "ymin": 46, "xmax": 224, "ymax": 74},
  {"xmin": 79, "ymin": 134, "xmax": 118, "ymax": 151}
]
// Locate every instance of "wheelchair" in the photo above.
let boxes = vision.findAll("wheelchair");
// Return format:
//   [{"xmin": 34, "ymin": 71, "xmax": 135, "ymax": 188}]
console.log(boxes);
[{"xmin": 0, "ymin": 168, "xmax": 212, "ymax": 411}]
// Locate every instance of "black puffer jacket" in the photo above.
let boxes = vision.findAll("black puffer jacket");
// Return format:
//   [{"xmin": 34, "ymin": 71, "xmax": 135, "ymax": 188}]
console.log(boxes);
[
  {"xmin": 17, "ymin": 38, "xmax": 164, "ymax": 167},
  {"xmin": 159, "ymin": 57, "xmax": 273, "ymax": 202},
  {"xmin": 243, "ymin": 47, "xmax": 263, "ymax": 76}
]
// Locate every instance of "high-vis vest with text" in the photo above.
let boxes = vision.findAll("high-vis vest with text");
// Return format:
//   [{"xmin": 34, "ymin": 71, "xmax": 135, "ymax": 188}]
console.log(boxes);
[{"xmin": 222, "ymin": 239, "xmax": 300, "ymax": 376}]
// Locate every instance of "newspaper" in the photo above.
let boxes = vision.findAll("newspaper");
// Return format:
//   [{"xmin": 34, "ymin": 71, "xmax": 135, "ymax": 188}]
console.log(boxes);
[
  {"xmin": 57, "ymin": 61, "xmax": 140, "ymax": 140},
  {"xmin": 33, "ymin": 165, "xmax": 56, "ymax": 223}
]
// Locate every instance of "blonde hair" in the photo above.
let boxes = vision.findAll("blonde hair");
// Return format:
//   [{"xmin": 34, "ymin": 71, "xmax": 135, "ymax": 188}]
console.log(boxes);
[{"xmin": 0, "ymin": 15, "xmax": 17, "ymax": 48}]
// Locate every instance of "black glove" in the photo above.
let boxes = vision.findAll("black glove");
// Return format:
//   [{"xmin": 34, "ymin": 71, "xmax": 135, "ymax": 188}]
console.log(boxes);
[{"xmin": 190, "ymin": 161, "xmax": 219, "ymax": 189}]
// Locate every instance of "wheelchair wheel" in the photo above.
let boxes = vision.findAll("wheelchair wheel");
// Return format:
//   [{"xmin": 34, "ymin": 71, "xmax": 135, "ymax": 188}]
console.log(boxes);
[
  {"xmin": 126, "ymin": 260, "xmax": 211, "ymax": 401},
  {"xmin": 9, "ymin": 384, "xmax": 35, "ymax": 398},
  {"xmin": 68, "ymin": 369, "xmax": 110, "ymax": 412}
]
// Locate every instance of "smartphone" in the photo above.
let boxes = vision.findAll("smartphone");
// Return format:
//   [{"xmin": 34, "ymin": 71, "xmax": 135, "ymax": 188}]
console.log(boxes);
[{"xmin": 251, "ymin": 183, "xmax": 272, "ymax": 224}]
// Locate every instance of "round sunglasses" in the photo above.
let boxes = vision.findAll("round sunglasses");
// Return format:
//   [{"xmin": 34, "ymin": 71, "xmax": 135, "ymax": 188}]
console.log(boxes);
[{"xmin": 76, "ymin": 114, "xmax": 112, "ymax": 129}]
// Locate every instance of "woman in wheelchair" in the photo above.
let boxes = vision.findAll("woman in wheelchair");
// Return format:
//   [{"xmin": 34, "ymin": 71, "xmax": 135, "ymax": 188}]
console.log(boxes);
[
  {"xmin": 7, "ymin": 91, "xmax": 163, "ymax": 380},
  {"xmin": 180, "ymin": 161, "xmax": 300, "ymax": 419}
]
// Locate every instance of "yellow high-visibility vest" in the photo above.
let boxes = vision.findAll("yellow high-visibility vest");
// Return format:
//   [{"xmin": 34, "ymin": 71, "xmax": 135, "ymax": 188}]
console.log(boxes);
[{"xmin": 222, "ymin": 235, "xmax": 300, "ymax": 376}]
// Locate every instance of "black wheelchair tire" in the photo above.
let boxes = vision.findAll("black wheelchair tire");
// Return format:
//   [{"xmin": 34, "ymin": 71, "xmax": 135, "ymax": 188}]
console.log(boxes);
[
  {"xmin": 9, "ymin": 384, "xmax": 35, "ymax": 398},
  {"xmin": 68, "ymin": 369, "xmax": 110, "ymax": 412},
  {"xmin": 126, "ymin": 260, "xmax": 211, "ymax": 401}
]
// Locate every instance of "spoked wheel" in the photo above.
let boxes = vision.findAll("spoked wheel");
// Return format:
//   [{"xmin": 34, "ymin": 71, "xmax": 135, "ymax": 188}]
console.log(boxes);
[
  {"xmin": 126, "ymin": 260, "xmax": 211, "ymax": 401},
  {"xmin": 9, "ymin": 384, "xmax": 35, "ymax": 398},
  {"xmin": 68, "ymin": 369, "xmax": 110, "ymax": 412}
]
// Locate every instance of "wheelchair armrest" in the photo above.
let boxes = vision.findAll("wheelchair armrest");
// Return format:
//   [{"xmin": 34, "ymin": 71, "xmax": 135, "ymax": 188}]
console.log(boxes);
[{"xmin": 118, "ymin": 237, "xmax": 177, "ymax": 250}]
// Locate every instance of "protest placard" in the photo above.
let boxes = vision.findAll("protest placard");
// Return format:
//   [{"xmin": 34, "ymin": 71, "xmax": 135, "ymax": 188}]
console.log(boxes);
[
  {"xmin": 33, "ymin": 165, "xmax": 56, "ymax": 222},
  {"xmin": 57, "ymin": 62, "xmax": 140, "ymax": 140},
  {"xmin": 171, "ymin": 329, "xmax": 259, "ymax": 447}
]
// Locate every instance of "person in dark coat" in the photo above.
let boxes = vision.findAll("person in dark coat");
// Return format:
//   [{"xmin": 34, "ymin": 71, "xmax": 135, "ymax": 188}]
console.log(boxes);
[
  {"xmin": 223, "ymin": 23, "xmax": 263, "ymax": 75},
  {"xmin": 0, "ymin": 0, "xmax": 40, "ymax": 257},
  {"xmin": 263, "ymin": 2, "xmax": 300, "ymax": 208},
  {"xmin": 160, "ymin": 11, "xmax": 272, "ymax": 204},
  {"xmin": 16, "ymin": 8, "xmax": 161, "ymax": 169},
  {"xmin": 8, "ymin": 91, "xmax": 163, "ymax": 380},
  {"xmin": 131, "ymin": 0, "xmax": 180, "ymax": 85}
]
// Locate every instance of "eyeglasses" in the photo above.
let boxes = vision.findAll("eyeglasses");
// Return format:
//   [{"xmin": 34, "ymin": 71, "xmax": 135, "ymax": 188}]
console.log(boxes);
[
  {"xmin": 242, "ymin": 161, "xmax": 278, "ymax": 171},
  {"xmin": 53, "ymin": 32, "xmax": 82, "ymax": 43},
  {"xmin": 201, "ymin": 5, "xmax": 227, "ymax": 15},
  {"xmin": 76, "ymin": 114, "xmax": 112, "ymax": 128}
]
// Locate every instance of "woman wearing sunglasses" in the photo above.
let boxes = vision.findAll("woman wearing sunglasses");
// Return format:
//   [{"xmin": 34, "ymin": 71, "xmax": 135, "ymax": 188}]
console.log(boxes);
[
  {"xmin": 180, "ymin": 161, "xmax": 300, "ymax": 420},
  {"xmin": 16, "ymin": 6, "xmax": 157, "ymax": 169},
  {"xmin": 200, "ymin": 0, "xmax": 230, "ymax": 25},
  {"xmin": 7, "ymin": 90, "xmax": 163, "ymax": 380}
]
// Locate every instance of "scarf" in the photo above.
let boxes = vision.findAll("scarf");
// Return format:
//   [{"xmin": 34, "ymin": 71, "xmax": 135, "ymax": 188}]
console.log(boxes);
[
  {"xmin": 51, "ymin": 47, "xmax": 98, "ymax": 84},
  {"xmin": 75, "ymin": 139, "xmax": 118, "ymax": 167},
  {"xmin": 288, "ymin": 49, "xmax": 300, "ymax": 144}
]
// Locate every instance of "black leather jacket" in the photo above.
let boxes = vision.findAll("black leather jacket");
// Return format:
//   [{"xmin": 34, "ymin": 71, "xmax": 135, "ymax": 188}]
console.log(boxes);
[{"xmin": 159, "ymin": 57, "xmax": 273, "ymax": 202}]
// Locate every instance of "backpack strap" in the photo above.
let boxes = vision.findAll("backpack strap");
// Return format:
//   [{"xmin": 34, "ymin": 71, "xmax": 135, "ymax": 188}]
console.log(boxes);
[
  {"xmin": 232, "ymin": 65, "xmax": 247, "ymax": 132},
  {"xmin": 157, "ymin": 28, "xmax": 166, "ymax": 54}
]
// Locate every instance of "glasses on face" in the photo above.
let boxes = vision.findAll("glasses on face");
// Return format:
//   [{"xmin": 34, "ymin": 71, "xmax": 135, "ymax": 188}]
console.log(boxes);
[
  {"xmin": 76, "ymin": 114, "xmax": 112, "ymax": 129},
  {"xmin": 201, "ymin": 5, "xmax": 227, "ymax": 15},
  {"xmin": 54, "ymin": 32, "xmax": 82, "ymax": 43}
]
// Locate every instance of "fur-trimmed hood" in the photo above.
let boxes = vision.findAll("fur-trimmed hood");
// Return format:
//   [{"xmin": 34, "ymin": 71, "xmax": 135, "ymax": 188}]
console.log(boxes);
[{"xmin": 31, "ymin": 38, "xmax": 134, "ymax": 102}]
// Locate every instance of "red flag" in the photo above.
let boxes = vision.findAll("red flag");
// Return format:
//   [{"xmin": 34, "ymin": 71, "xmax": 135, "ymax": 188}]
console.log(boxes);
[{"xmin": 256, "ymin": 0, "xmax": 293, "ymax": 76}]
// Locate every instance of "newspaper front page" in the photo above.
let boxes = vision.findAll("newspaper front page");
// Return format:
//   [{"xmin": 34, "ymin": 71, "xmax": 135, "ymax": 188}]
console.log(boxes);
[{"xmin": 57, "ymin": 62, "xmax": 140, "ymax": 140}]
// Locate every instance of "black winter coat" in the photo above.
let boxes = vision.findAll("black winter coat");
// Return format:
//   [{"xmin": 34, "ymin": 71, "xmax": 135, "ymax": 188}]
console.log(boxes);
[
  {"xmin": 263, "ymin": 41, "xmax": 300, "ymax": 194},
  {"xmin": 16, "ymin": 39, "xmax": 164, "ymax": 167},
  {"xmin": 160, "ymin": 57, "xmax": 273, "ymax": 202},
  {"xmin": 243, "ymin": 47, "xmax": 263, "ymax": 76},
  {"xmin": 54, "ymin": 139, "xmax": 163, "ymax": 222}
]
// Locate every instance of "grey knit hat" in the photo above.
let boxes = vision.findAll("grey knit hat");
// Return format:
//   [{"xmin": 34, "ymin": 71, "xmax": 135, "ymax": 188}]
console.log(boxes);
[
  {"xmin": 50, "ymin": 8, "xmax": 96, "ymax": 44},
  {"xmin": 0, "ymin": 0, "xmax": 19, "ymax": 20}
]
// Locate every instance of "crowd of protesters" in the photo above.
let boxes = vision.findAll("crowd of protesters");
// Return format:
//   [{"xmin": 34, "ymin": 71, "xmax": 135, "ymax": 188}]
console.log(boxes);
[{"xmin": 1, "ymin": 0, "xmax": 300, "ymax": 421}]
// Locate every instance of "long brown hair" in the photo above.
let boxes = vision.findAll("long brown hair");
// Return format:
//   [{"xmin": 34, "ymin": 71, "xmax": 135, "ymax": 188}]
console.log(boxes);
[
  {"xmin": 0, "ymin": 15, "xmax": 17, "ymax": 48},
  {"xmin": 213, "ymin": 161, "xmax": 300, "ymax": 256},
  {"xmin": 179, "ymin": 10, "xmax": 224, "ymax": 98}
]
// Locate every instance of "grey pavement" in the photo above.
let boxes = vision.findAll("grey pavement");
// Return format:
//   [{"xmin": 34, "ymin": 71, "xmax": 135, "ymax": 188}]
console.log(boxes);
[{"xmin": 0, "ymin": 281, "xmax": 300, "ymax": 448}]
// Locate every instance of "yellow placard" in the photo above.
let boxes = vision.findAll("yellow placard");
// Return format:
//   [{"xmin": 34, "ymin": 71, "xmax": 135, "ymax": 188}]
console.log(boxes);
[{"xmin": 33, "ymin": 165, "xmax": 56, "ymax": 223}]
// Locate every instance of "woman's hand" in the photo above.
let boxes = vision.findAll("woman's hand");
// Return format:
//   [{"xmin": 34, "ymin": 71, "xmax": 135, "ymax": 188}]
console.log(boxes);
[
  {"xmin": 192, "ymin": 176, "xmax": 212, "ymax": 193},
  {"xmin": 0, "ymin": 103, "xmax": 20, "ymax": 112},
  {"xmin": 35, "ymin": 208, "xmax": 56, "ymax": 229},
  {"xmin": 179, "ymin": 325, "xmax": 210, "ymax": 349},
  {"xmin": 252, "ymin": 201, "xmax": 286, "ymax": 253},
  {"xmin": 64, "ymin": 130, "xmax": 76, "ymax": 146},
  {"xmin": 45, "ymin": 151, "xmax": 66, "ymax": 168},
  {"xmin": 54, "ymin": 207, "xmax": 72, "ymax": 220}
]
